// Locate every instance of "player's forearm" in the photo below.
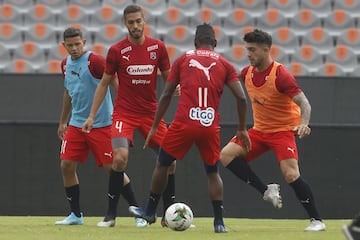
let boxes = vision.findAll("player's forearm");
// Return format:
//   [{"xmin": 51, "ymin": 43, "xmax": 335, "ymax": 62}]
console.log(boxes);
[
  {"xmin": 59, "ymin": 91, "xmax": 71, "ymax": 125},
  {"xmin": 236, "ymin": 98, "xmax": 247, "ymax": 131},
  {"xmin": 293, "ymin": 92, "xmax": 311, "ymax": 125},
  {"xmin": 153, "ymin": 95, "xmax": 172, "ymax": 128}
]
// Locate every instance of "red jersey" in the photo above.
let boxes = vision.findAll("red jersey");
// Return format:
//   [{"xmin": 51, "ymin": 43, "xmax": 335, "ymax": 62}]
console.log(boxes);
[
  {"xmin": 168, "ymin": 48, "xmax": 239, "ymax": 128},
  {"xmin": 105, "ymin": 36, "xmax": 170, "ymax": 115},
  {"xmin": 61, "ymin": 51, "xmax": 105, "ymax": 79}
]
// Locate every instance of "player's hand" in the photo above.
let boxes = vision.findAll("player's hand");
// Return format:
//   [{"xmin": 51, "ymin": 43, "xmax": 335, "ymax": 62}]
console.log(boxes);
[
  {"xmin": 293, "ymin": 124, "xmax": 311, "ymax": 139},
  {"xmin": 173, "ymin": 84, "xmax": 181, "ymax": 96},
  {"xmin": 144, "ymin": 127, "xmax": 157, "ymax": 149},
  {"xmin": 82, "ymin": 118, "xmax": 94, "ymax": 133},
  {"xmin": 57, "ymin": 123, "xmax": 67, "ymax": 140},
  {"xmin": 235, "ymin": 130, "xmax": 251, "ymax": 152}
]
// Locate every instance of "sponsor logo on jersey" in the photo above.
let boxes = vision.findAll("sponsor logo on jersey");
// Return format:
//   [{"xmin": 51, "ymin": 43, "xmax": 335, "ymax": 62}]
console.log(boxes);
[
  {"xmin": 189, "ymin": 107, "xmax": 215, "ymax": 127},
  {"xmin": 132, "ymin": 79, "xmax": 151, "ymax": 85},
  {"xmin": 127, "ymin": 65, "xmax": 154, "ymax": 75},
  {"xmin": 121, "ymin": 46, "xmax": 132, "ymax": 54},
  {"xmin": 147, "ymin": 44, "xmax": 158, "ymax": 51}
]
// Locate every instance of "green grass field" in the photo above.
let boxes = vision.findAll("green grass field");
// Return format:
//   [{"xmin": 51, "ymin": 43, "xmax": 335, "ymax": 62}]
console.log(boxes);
[{"xmin": 0, "ymin": 217, "xmax": 349, "ymax": 240}]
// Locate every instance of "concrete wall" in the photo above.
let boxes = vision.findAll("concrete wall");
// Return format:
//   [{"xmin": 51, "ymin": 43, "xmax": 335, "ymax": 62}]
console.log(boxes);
[{"xmin": 0, "ymin": 74, "xmax": 359, "ymax": 219}]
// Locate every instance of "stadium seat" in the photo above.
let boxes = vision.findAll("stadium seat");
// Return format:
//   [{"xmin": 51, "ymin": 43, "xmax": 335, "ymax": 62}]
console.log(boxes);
[
  {"xmin": 37, "ymin": 59, "xmax": 62, "ymax": 74},
  {"xmin": 0, "ymin": 23, "xmax": 23, "ymax": 50},
  {"xmin": 286, "ymin": 62, "xmax": 313, "ymax": 76},
  {"xmin": 222, "ymin": 8, "xmax": 255, "ymax": 37},
  {"xmin": 234, "ymin": 0, "xmax": 266, "ymax": 18},
  {"xmin": 157, "ymin": 7, "xmax": 188, "ymax": 36},
  {"xmin": 337, "ymin": 28, "xmax": 360, "ymax": 54},
  {"xmin": 323, "ymin": 9, "xmax": 355, "ymax": 36},
  {"xmin": 165, "ymin": 44, "xmax": 183, "ymax": 64},
  {"xmin": 291, "ymin": 45, "xmax": 323, "ymax": 72},
  {"xmin": 301, "ymin": 27, "xmax": 334, "ymax": 55},
  {"xmin": 270, "ymin": 44, "xmax": 290, "ymax": 65},
  {"xmin": 222, "ymin": 44, "xmax": 248, "ymax": 73},
  {"xmin": 89, "ymin": 4, "xmax": 122, "ymax": 32},
  {"xmin": 315, "ymin": 62, "xmax": 346, "ymax": 77},
  {"xmin": 141, "ymin": 7, "xmax": 156, "ymax": 27},
  {"xmin": 349, "ymin": 65, "xmax": 360, "ymax": 77},
  {"xmin": 201, "ymin": 0, "xmax": 234, "ymax": 18},
  {"xmin": 0, "ymin": 4, "xmax": 23, "ymax": 25},
  {"xmin": 47, "ymin": 43, "xmax": 68, "ymax": 61},
  {"xmin": 68, "ymin": 0, "xmax": 102, "ymax": 12},
  {"xmin": 23, "ymin": 23, "xmax": 59, "ymax": 50},
  {"xmin": 333, "ymin": 0, "xmax": 360, "ymax": 18},
  {"xmin": 93, "ymin": 24, "xmax": 126, "ymax": 48},
  {"xmin": 325, "ymin": 45, "xmax": 358, "ymax": 73},
  {"xmin": 89, "ymin": 42, "xmax": 109, "ymax": 57},
  {"xmin": 267, "ymin": 0, "xmax": 299, "ymax": 18},
  {"xmin": 232, "ymin": 26, "xmax": 256, "ymax": 45},
  {"xmin": 189, "ymin": 8, "xmax": 222, "ymax": 29},
  {"xmin": 256, "ymin": 8, "xmax": 288, "ymax": 33},
  {"xmin": 271, "ymin": 27, "xmax": 299, "ymax": 54},
  {"xmin": 136, "ymin": 0, "xmax": 167, "ymax": 16},
  {"xmin": 13, "ymin": 41, "xmax": 46, "ymax": 69},
  {"xmin": 4, "ymin": 59, "xmax": 37, "ymax": 73},
  {"xmin": 288, "ymin": 8, "xmax": 322, "ymax": 37},
  {"xmin": 299, "ymin": 0, "xmax": 332, "ymax": 17},
  {"xmin": 57, "ymin": 5, "xmax": 90, "ymax": 28},
  {"xmin": 23, "ymin": 4, "xmax": 57, "ymax": 26},
  {"xmin": 162, "ymin": 25, "xmax": 194, "ymax": 52},
  {"xmin": 3, "ymin": 0, "xmax": 34, "ymax": 11},
  {"xmin": 167, "ymin": 0, "xmax": 200, "ymax": 17}
]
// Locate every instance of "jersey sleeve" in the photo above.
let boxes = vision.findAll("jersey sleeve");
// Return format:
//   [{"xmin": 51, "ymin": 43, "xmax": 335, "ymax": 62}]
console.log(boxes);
[
  {"xmin": 275, "ymin": 65, "xmax": 302, "ymax": 98},
  {"xmin": 167, "ymin": 55, "xmax": 183, "ymax": 84},
  {"xmin": 104, "ymin": 46, "xmax": 118, "ymax": 75},
  {"xmin": 223, "ymin": 58, "xmax": 240, "ymax": 84},
  {"xmin": 60, "ymin": 58, "xmax": 66, "ymax": 77},
  {"xmin": 88, "ymin": 53, "xmax": 105, "ymax": 79},
  {"xmin": 239, "ymin": 66, "xmax": 250, "ymax": 84},
  {"xmin": 157, "ymin": 41, "xmax": 171, "ymax": 72}
]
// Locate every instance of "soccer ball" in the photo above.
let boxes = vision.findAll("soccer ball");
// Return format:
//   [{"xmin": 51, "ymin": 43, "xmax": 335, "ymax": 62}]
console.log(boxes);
[{"xmin": 165, "ymin": 202, "xmax": 193, "ymax": 231}]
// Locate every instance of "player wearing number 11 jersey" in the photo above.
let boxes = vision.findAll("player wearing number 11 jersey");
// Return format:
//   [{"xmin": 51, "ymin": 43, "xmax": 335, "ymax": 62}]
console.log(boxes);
[{"xmin": 129, "ymin": 23, "xmax": 251, "ymax": 233}]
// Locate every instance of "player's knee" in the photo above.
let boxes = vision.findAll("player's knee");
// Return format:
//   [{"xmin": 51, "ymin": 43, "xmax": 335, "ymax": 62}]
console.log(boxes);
[
  {"xmin": 158, "ymin": 149, "xmax": 176, "ymax": 167},
  {"xmin": 204, "ymin": 161, "xmax": 219, "ymax": 173},
  {"xmin": 283, "ymin": 171, "xmax": 300, "ymax": 183}
]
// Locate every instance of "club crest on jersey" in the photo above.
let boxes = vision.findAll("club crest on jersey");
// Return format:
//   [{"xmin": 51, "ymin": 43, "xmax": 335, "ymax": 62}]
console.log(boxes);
[{"xmin": 150, "ymin": 52, "xmax": 157, "ymax": 60}]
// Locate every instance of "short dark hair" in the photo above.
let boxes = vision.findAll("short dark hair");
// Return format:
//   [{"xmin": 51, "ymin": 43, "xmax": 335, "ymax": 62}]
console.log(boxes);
[
  {"xmin": 243, "ymin": 29, "xmax": 272, "ymax": 48},
  {"xmin": 123, "ymin": 4, "xmax": 144, "ymax": 19},
  {"xmin": 63, "ymin": 27, "xmax": 82, "ymax": 41},
  {"xmin": 195, "ymin": 23, "xmax": 216, "ymax": 47}
]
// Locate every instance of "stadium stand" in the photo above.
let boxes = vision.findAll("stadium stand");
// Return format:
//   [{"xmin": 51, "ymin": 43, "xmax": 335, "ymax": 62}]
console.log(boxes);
[
  {"xmin": 212, "ymin": 25, "xmax": 231, "ymax": 53},
  {"xmin": 267, "ymin": 0, "xmax": 299, "ymax": 18},
  {"xmin": 57, "ymin": 4, "xmax": 90, "ymax": 29},
  {"xmin": 89, "ymin": 42, "xmax": 109, "ymax": 57},
  {"xmin": 337, "ymin": 27, "xmax": 360, "ymax": 54},
  {"xmin": 256, "ymin": 8, "xmax": 288, "ymax": 33},
  {"xmin": 286, "ymin": 62, "xmax": 313, "ymax": 77},
  {"xmin": 3, "ymin": 0, "xmax": 34, "ymax": 11},
  {"xmin": 323, "ymin": 9, "xmax": 355, "ymax": 36},
  {"xmin": 4, "ymin": 59, "xmax": 37, "ymax": 73},
  {"xmin": 157, "ymin": 7, "xmax": 188, "ymax": 36},
  {"xmin": 167, "ymin": 0, "xmax": 200, "ymax": 17},
  {"xmin": 92, "ymin": 23, "xmax": 125, "ymax": 48},
  {"xmin": 23, "ymin": 4, "xmax": 57, "ymax": 26},
  {"xmin": 102, "ymin": 0, "xmax": 135, "ymax": 8},
  {"xmin": 349, "ymin": 65, "xmax": 360, "ymax": 77},
  {"xmin": 47, "ymin": 43, "xmax": 68, "ymax": 61},
  {"xmin": 222, "ymin": 8, "xmax": 255, "ymax": 38},
  {"xmin": 315, "ymin": 62, "xmax": 347, "ymax": 77},
  {"xmin": 232, "ymin": 26, "xmax": 256, "ymax": 45},
  {"xmin": 222, "ymin": 44, "xmax": 248, "ymax": 73},
  {"xmin": 189, "ymin": 8, "xmax": 222, "ymax": 29},
  {"xmin": 288, "ymin": 8, "xmax": 322, "ymax": 37},
  {"xmin": 270, "ymin": 44, "xmax": 290, "ymax": 65},
  {"xmin": 37, "ymin": 59, "xmax": 62, "ymax": 74},
  {"xmin": 299, "ymin": 0, "xmax": 332, "ymax": 17},
  {"xmin": 13, "ymin": 41, "xmax": 46, "ymax": 69},
  {"xmin": 325, "ymin": 44, "xmax": 358, "ymax": 74},
  {"xmin": 271, "ymin": 27, "xmax": 299, "ymax": 54},
  {"xmin": 234, "ymin": 0, "xmax": 267, "ymax": 18},
  {"xmin": 136, "ymin": 0, "xmax": 167, "ymax": 16},
  {"xmin": 291, "ymin": 44, "xmax": 324, "ymax": 73},
  {"xmin": 0, "ymin": 23, "xmax": 23, "ymax": 50},
  {"xmin": 162, "ymin": 25, "xmax": 194, "ymax": 52},
  {"xmin": 68, "ymin": 0, "xmax": 102, "ymax": 12},
  {"xmin": 333, "ymin": 0, "xmax": 360, "ymax": 18},
  {"xmin": 23, "ymin": 23, "xmax": 58, "ymax": 51},
  {"xmin": 144, "ymin": 24, "xmax": 160, "ymax": 39},
  {"xmin": 165, "ymin": 44, "xmax": 183, "ymax": 64},
  {"xmin": 200, "ymin": 0, "xmax": 233, "ymax": 18},
  {"xmin": 301, "ymin": 27, "xmax": 334, "ymax": 55},
  {"xmin": 89, "ymin": 4, "xmax": 122, "ymax": 32},
  {"xmin": 0, "ymin": 4, "xmax": 23, "ymax": 25},
  {"xmin": 0, "ymin": 42, "xmax": 12, "ymax": 72}
]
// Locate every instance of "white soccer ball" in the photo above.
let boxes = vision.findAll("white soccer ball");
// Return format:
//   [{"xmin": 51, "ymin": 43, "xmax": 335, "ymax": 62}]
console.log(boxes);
[{"xmin": 165, "ymin": 202, "xmax": 193, "ymax": 231}]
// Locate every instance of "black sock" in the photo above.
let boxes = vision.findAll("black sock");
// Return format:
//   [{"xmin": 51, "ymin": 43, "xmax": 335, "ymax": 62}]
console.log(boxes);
[
  {"xmin": 120, "ymin": 182, "xmax": 138, "ymax": 207},
  {"xmin": 352, "ymin": 213, "xmax": 360, "ymax": 226},
  {"xmin": 162, "ymin": 174, "xmax": 175, "ymax": 216},
  {"xmin": 289, "ymin": 177, "xmax": 321, "ymax": 221},
  {"xmin": 65, "ymin": 184, "xmax": 81, "ymax": 217},
  {"xmin": 212, "ymin": 200, "xmax": 224, "ymax": 224},
  {"xmin": 146, "ymin": 192, "xmax": 161, "ymax": 215},
  {"xmin": 106, "ymin": 169, "xmax": 124, "ymax": 220},
  {"xmin": 226, "ymin": 157, "xmax": 267, "ymax": 194}
]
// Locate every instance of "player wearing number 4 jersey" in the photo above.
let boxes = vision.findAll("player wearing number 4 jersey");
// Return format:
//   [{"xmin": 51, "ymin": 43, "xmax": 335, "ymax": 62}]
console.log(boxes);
[
  {"xmin": 129, "ymin": 23, "xmax": 251, "ymax": 233},
  {"xmin": 83, "ymin": 4, "xmax": 176, "ymax": 228}
]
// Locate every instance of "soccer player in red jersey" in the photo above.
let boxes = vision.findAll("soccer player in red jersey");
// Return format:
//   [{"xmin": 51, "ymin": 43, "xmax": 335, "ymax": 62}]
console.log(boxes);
[
  {"xmin": 220, "ymin": 29, "xmax": 326, "ymax": 231},
  {"xmin": 82, "ymin": 5, "xmax": 176, "ymax": 227},
  {"xmin": 129, "ymin": 23, "xmax": 251, "ymax": 233}
]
